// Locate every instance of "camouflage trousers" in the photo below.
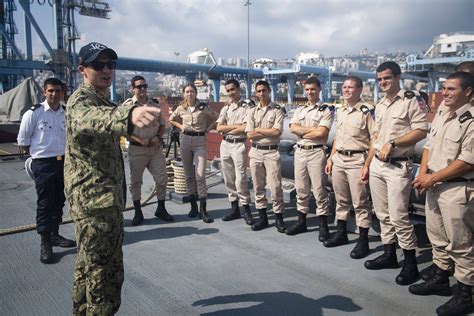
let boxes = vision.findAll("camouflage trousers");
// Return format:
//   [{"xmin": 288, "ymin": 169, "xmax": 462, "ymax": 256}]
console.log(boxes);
[{"xmin": 72, "ymin": 207, "xmax": 124, "ymax": 315}]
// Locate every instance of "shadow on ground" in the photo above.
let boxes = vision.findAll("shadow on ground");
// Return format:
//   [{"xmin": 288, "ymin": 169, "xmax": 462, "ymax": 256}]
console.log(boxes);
[{"xmin": 192, "ymin": 291, "xmax": 362, "ymax": 315}]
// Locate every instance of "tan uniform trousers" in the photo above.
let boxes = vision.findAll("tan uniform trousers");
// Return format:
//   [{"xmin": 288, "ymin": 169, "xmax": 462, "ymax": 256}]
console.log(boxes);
[
  {"xmin": 220, "ymin": 140, "xmax": 251, "ymax": 205},
  {"xmin": 426, "ymin": 181, "xmax": 474, "ymax": 285},
  {"xmin": 128, "ymin": 144, "xmax": 167, "ymax": 201},
  {"xmin": 332, "ymin": 152, "xmax": 372, "ymax": 228},
  {"xmin": 294, "ymin": 147, "xmax": 329, "ymax": 215},
  {"xmin": 249, "ymin": 147, "xmax": 284, "ymax": 213},
  {"xmin": 180, "ymin": 134, "xmax": 208, "ymax": 198},
  {"xmin": 369, "ymin": 158, "xmax": 417, "ymax": 249}
]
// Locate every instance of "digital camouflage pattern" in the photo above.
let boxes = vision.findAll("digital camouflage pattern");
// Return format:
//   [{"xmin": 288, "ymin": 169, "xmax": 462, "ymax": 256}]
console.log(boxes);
[
  {"xmin": 65, "ymin": 83, "xmax": 134, "ymax": 315},
  {"xmin": 72, "ymin": 208, "xmax": 124, "ymax": 315},
  {"xmin": 64, "ymin": 83, "xmax": 134, "ymax": 218}
]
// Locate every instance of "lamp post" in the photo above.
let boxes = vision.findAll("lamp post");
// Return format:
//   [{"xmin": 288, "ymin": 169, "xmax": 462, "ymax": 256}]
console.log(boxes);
[
  {"xmin": 174, "ymin": 52, "xmax": 180, "ymax": 61},
  {"xmin": 244, "ymin": 1, "xmax": 251, "ymax": 69}
]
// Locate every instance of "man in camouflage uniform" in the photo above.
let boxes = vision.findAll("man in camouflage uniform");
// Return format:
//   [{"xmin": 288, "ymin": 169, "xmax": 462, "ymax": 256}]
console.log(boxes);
[
  {"xmin": 65, "ymin": 42, "xmax": 161, "ymax": 315},
  {"xmin": 123, "ymin": 75, "xmax": 173, "ymax": 226}
]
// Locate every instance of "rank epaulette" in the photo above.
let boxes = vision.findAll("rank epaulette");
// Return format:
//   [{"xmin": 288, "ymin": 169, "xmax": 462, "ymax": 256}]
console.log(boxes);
[
  {"xmin": 404, "ymin": 91, "xmax": 415, "ymax": 99},
  {"xmin": 459, "ymin": 111, "xmax": 473, "ymax": 124},
  {"xmin": 245, "ymin": 99, "xmax": 256, "ymax": 108},
  {"xmin": 29, "ymin": 103, "xmax": 42, "ymax": 111},
  {"xmin": 319, "ymin": 104, "xmax": 335, "ymax": 112},
  {"xmin": 198, "ymin": 102, "xmax": 207, "ymax": 110}
]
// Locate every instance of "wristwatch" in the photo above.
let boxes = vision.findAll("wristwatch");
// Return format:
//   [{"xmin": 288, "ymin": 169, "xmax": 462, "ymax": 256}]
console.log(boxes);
[{"xmin": 389, "ymin": 140, "xmax": 396, "ymax": 148}]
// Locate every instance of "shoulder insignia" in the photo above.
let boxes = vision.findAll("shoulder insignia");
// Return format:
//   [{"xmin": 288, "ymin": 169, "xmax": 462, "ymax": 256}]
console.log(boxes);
[
  {"xmin": 360, "ymin": 105, "xmax": 370, "ymax": 114},
  {"xmin": 404, "ymin": 91, "xmax": 415, "ymax": 99},
  {"xmin": 198, "ymin": 102, "xmax": 207, "ymax": 110},
  {"xmin": 62, "ymin": 105, "xmax": 66, "ymax": 111},
  {"xmin": 30, "ymin": 103, "xmax": 42, "ymax": 111},
  {"xmin": 319, "ymin": 104, "xmax": 335, "ymax": 113},
  {"xmin": 415, "ymin": 95, "xmax": 429, "ymax": 112},
  {"xmin": 459, "ymin": 111, "xmax": 473, "ymax": 124},
  {"xmin": 245, "ymin": 99, "xmax": 256, "ymax": 108}
]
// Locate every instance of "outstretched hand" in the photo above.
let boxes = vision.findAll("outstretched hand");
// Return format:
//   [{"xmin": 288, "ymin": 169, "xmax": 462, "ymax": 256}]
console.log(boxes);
[{"xmin": 131, "ymin": 106, "xmax": 160, "ymax": 128}]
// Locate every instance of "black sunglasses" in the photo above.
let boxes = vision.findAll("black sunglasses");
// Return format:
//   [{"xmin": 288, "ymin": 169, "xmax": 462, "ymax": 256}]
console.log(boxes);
[
  {"xmin": 134, "ymin": 84, "xmax": 148, "ymax": 90},
  {"xmin": 85, "ymin": 60, "xmax": 117, "ymax": 71}
]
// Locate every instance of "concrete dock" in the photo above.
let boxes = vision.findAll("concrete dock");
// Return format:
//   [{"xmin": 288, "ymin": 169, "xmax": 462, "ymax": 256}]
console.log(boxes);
[{"xmin": 0, "ymin": 156, "xmax": 464, "ymax": 315}]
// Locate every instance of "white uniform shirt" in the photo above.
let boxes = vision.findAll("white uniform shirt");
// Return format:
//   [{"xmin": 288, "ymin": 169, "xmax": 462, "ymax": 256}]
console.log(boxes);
[{"xmin": 17, "ymin": 101, "xmax": 66, "ymax": 159}]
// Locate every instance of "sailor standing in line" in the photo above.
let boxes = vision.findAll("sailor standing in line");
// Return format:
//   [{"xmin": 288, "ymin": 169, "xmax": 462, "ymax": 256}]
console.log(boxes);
[
  {"xmin": 169, "ymin": 83, "xmax": 218, "ymax": 223},
  {"xmin": 123, "ymin": 75, "xmax": 173, "ymax": 226},
  {"xmin": 216, "ymin": 78, "xmax": 253, "ymax": 225},
  {"xmin": 324, "ymin": 76, "xmax": 374, "ymax": 258},
  {"xmin": 364, "ymin": 61, "xmax": 428, "ymax": 286},
  {"xmin": 17, "ymin": 77, "xmax": 76, "ymax": 264},
  {"xmin": 245, "ymin": 80, "xmax": 287, "ymax": 233},
  {"xmin": 409, "ymin": 71, "xmax": 473, "ymax": 316},
  {"xmin": 286, "ymin": 76, "xmax": 334, "ymax": 241}
]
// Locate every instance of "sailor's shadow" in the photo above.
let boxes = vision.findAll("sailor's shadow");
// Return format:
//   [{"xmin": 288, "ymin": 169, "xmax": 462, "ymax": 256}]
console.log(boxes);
[
  {"xmin": 193, "ymin": 291, "xmax": 362, "ymax": 315},
  {"xmin": 123, "ymin": 226, "xmax": 218, "ymax": 245}
]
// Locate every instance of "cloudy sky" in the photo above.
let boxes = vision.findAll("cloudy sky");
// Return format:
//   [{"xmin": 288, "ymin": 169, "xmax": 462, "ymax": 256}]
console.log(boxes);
[{"xmin": 14, "ymin": 0, "xmax": 474, "ymax": 61}]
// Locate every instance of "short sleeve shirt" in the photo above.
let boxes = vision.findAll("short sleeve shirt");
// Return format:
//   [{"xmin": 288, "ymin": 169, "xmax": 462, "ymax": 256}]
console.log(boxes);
[
  {"xmin": 123, "ymin": 96, "xmax": 164, "ymax": 141},
  {"xmin": 426, "ymin": 103, "xmax": 474, "ymax": 179},
  {"xmin": 245, "ymin": 101, "xmax": 284, "ymax": 145},
  {"xmin": 290, "ymin": 101, "xmax": 334, "ymax": 145},
  {"xmin": 373, "ymin": 89, "xmax": 428, "ymax": 157},
  {"xmin": 170, "ymin": 100, "xmax": 218, "ymax": 132},
  {"xmin": 334, "ymin": 101, "xmax": 374, "ymax": 151},
  {"xmin": 216, "ymin": 99, "xmax": 249, "ymax": 139}
]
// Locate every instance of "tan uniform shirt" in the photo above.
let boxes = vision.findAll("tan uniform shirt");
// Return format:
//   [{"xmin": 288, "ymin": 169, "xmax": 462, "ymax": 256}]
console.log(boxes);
[
  {"xmin": 335, "ymin": 101, "xmax": 374, "ymax": 151},
  {"xmin": 124, "ymin": 96, "xmax": 165, "ymax": 141},
  {"xmin": 290, "ymin": 101, "xmax": 334, "ymax": 146},
  {"xmin": 216, "ymin": 99, "xmax": 248, "ymax": 139},
  {"xmin": 169, "ymin": 100, "xmax": 218, "ymax": 132},
  {"xmin": 374, "ymin": 89, "xmax": 428, "ymax": 157},
  {"xmin": 245, "ymin": 101, "xmax": 284, "ymax": 145},
  {"xmin": 425, "ymin": 103, "xmax": 474, "ymax": 179}
]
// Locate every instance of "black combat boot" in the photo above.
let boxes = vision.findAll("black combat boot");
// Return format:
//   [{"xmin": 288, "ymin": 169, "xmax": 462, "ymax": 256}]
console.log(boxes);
[
  {"xmin": 364, "ymin": 243, "xmax": 398, "ymax": 270},
  {"xmin": 436, "ymin": 281, "xmax": 473, "ymax": 316},
  {"xmin": 222, "ymin": 200, "xmax": 241, "ymax": 221},
  {"xmin": 155, "ymin": 200, "xmax": 174, "ymax": 222},
  {"xmin": 286, "ymin": 212, "xmax": 307, "ymax": 235},
  {"xmin": 350, "ymin": 227, "xmax": 370, "ymax": 259},
  {"xmin": 318, "ymin": 215, "xmax": 329, "ymax": 242},
  {"xmin": 242, "ymin": 204, "xmax": 254, "ymax": 226},
  {"xmin": 275, "ymin": 213, "xmax": 287, "ymax": 233},
  {"xmin": 198, "ymin": 198, "xmax": 213, "ymax": 223},
  {"xmin": 323, "ymin": 220, "xmax": 349, "ymax": 247},
  {"xmin": 409, "ymin": 265, "xmax": 451, "ymax": 296},
  {"xmin": 396, "ymin": 249, "xmax": 419, "ymax": 285},
  {"xmin": 251, "ymin": 208, "xmax": 269, "ymax": 231},
  {"xmin": 420, "ymin": 263, "xmax": 454, "ymax": 281},
  {"xmin": 132, "ymin": 200, "xmax": 144, "ymax": 226},
  {"xmin": 50, "ymin": 230, "xmax": 76, "ymax": 248},
  {"xmin": 40, "ymin": 232, "xmax": 54, "ymax": 264},
  {"xmin": 188, "ymin": 195, "xmax": 199, "ymax": 218}
]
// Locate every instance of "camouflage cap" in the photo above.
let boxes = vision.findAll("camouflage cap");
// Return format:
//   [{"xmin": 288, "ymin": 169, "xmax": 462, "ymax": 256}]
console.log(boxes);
[{"xmin": 79, "ymin": 42, "xmax": 117, "ymax": 63}]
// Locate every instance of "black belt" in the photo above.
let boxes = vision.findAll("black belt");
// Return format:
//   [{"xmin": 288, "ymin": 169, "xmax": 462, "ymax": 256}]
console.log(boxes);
[
  {"xmin": 427, "ymin": 170, "xmax": 472, "ymax": 183},
  {"xmin": 252, "ymin": 143, "xmax": 278, "ymax": 150},
  {"xmin": 297, "ymin": 144, "xmax": 324, "ymax": 150},
  {"xmin": 130, "ymin": 141, "xmax": 143, "ymax": 146},
  {"xmin": 183, "ymin": 131, "xmax": 206, "ymax": 136},
  {"xmin": 224, "ymin": 137, "xmax": 246, "ymax": 143},
  {"xmin": 33, "ymin": 155, "xmax": 64, "ymax": 161},
  {"xmin": 337, "ymin": 150, "xmax": 365, "ymax": 156},
  {"xmin": 375, "ymin": 155, "xmax": 412, "ymax": 168},
  {"xmin": 446, "ymin": 177, "xmax": 472, "ymax": 183}
]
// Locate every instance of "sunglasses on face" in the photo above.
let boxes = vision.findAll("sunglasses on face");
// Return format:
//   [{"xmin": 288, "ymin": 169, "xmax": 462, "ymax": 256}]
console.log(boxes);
[
  {"xmin": 134, "ymin": 84, "xmax": 148, "ymax": 90},
  {"xmin": 85, "ymin": 60, "xmax": 117, "ymax": 71}
]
